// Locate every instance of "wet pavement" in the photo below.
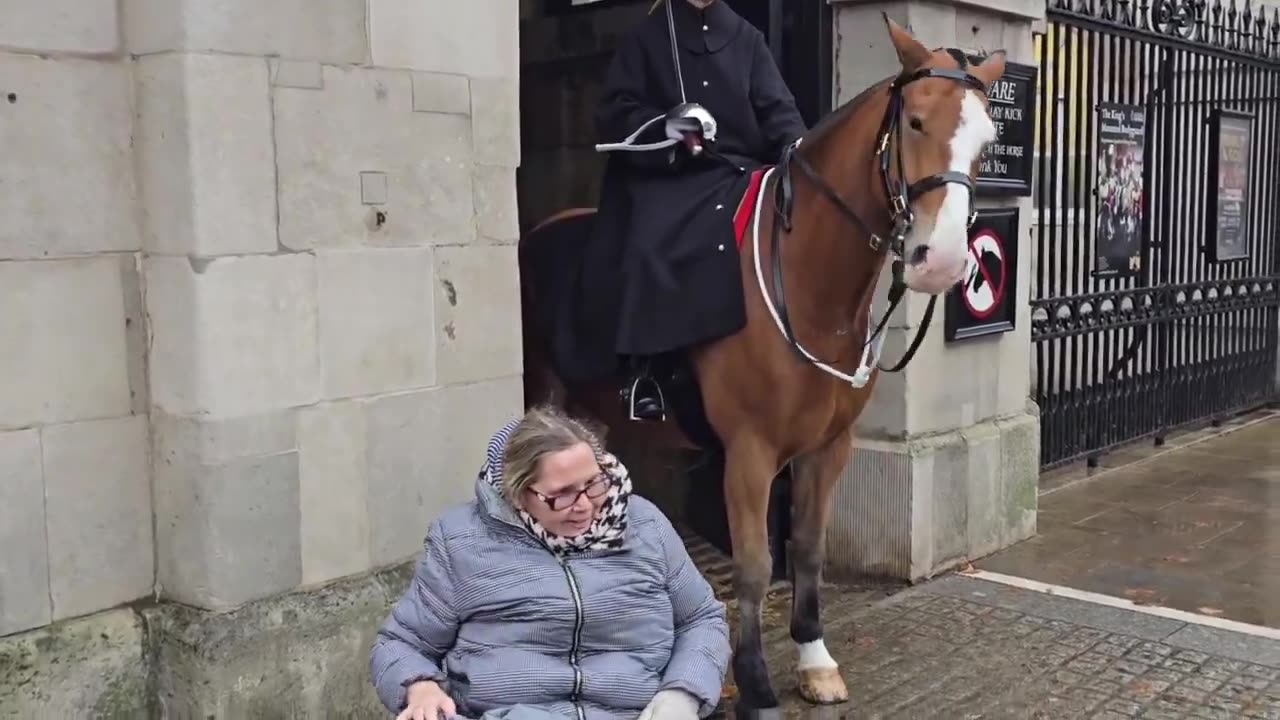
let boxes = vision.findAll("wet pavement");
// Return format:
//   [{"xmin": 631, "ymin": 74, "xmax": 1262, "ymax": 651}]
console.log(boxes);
[
  {"xmin": 678, "ymin": 408, "xmax": 1280, "ymax": 718},
  {"xmin": 737, "ymin": 574, "xmax": 1280, "ymax": 719},
  {"xmin": 980, "ymin": 410, "xmax": 1280, "ymax": 629}
]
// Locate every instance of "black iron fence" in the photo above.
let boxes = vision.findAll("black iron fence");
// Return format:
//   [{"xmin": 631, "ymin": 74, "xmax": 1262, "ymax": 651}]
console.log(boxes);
[{"xmin": 1031, "ymin": 0, "xmax": 1280, "ymax": 469}]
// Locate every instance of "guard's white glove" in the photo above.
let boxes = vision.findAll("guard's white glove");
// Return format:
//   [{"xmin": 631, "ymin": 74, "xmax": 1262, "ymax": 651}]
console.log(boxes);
[{"xmin": 637, "ymin": 689, "xmax": 701, "ymax": 720}]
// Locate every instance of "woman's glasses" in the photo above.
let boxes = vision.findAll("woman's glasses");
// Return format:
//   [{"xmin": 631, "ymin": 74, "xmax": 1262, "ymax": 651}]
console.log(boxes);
[{"xmin": 528, "ymin": 473, "xmax": 613, "ymax": 511}]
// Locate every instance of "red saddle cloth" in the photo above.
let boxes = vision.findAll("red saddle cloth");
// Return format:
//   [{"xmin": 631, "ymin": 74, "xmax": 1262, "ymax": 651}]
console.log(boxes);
[{"xmin": 732, "ymin": 167, "xmax": 770, "ymax": 250}]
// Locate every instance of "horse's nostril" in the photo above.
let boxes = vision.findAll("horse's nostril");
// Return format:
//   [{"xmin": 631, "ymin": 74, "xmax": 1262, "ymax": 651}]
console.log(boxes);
[{"xmin": 910, "ymin": 245, "xmax": 929, "ymax": 265}]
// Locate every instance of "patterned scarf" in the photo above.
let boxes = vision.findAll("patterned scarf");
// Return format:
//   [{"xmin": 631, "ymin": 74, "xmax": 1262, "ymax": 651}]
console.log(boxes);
[{"xmin": 482, "ymin": 421, "xmax": 634, "ymax": 556}]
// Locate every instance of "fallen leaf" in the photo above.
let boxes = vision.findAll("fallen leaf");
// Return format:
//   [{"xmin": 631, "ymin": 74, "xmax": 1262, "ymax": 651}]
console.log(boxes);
[
  {"xmin": 855, "ymin": 636, "xmax": 878, "ymax": 648},
  {"xmin": 1123, "ymin": 588, "xmax": 1161, "ymax": 606},
  {"xmin": 959, "ymin": 562, "xmax": 978, "ymax": 575},
  {"xmin": 720, "ymin": 684, "xmax": 738, "ymax": 700}
]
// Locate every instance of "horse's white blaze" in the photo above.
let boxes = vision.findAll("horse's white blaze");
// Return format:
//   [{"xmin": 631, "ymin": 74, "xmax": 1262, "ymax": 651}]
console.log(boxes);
[
  {"xmin": 796, "ymin": 639, "xmax": 839, "ymax": 670},
  {"xmin": 906, "ymin": 89, "xmax": 998, "ymax": 294}
]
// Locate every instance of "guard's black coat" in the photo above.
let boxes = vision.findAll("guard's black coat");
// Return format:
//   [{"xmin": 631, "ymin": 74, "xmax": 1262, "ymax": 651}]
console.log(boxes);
[{"xmin": 556, "ymin": 0, "xmax": 807, "ymax": 383}]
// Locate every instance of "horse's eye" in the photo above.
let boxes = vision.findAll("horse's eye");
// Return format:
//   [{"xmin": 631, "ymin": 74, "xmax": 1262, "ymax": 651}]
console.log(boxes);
[{"xmin": 909, "ymin": 116, "xmax": 925, "ymax": 132}]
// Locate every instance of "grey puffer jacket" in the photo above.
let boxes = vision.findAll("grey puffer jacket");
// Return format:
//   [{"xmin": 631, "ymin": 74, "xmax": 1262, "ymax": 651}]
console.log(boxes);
[{"xmin": 368, "ymin": 428, "xmax": 731, "ymax": 720}]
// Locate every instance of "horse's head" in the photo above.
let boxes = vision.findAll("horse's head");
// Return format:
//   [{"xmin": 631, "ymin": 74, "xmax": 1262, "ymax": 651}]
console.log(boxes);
[{"xmin": 879, "ymin": 17, "xmax": 1006, "ymax": 295}]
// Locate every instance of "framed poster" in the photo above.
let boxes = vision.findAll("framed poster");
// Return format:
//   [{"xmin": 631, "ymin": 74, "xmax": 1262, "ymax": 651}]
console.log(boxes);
[
  {"xmin": 945, "ymin": 207, "xmax": 1020, "ymax": 342},
  {"xmin": 1093, "ymin": 102, "xmax": 1147, "ymax": 278},
  {"xmin": 1205, "ymin": 108, "xmax": 1253, "ymax": 263},
  {"xmin": 976, "ymin": 61, "xmax": 1038, "ymax": 197}
]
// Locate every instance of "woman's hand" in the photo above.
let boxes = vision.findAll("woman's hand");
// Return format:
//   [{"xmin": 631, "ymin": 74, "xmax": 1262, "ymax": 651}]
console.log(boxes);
[
  {"xmin": 398, "ymin": 680, "xmax": 456, "ymax": 720},
  {"xmin": 638, "ymin": 688, "xmax": 701, "ymax": 720}
]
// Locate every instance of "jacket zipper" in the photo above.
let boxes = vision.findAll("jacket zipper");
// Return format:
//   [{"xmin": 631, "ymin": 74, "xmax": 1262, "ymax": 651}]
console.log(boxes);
[{"xmin": 558, "ymin": 556, "xmax": 587, "ymax": 720}]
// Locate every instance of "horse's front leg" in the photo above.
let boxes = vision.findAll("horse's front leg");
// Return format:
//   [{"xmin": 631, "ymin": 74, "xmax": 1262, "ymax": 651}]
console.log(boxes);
[
  {"xmin": 723, "ymin": 438, "xmax": 782, "ymax": 711},
  {"xmin": 788, "ymin": 433, "xmax": 851, "ymax": 705}
]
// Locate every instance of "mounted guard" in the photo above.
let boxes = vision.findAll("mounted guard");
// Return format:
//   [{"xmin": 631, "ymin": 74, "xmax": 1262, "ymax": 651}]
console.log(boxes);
[{"xmin": 569, "ymin": 0, "xmax": 809, "ymax": 421}]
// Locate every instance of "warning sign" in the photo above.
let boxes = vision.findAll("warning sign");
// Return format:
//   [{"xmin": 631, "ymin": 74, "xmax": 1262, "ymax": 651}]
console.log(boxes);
[
  {"xmin": 945, "ymin": 208, "xmax": 1020, "ymax": 342},
  {"xmin": 961, "ymin": 228, "xmax": 1006, "ymax": 320}
]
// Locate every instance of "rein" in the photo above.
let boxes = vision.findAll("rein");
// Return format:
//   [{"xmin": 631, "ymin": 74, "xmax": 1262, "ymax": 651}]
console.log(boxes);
[{"xmin": 761, "ymin": 64, "xmax": 988, "ymax": 386}]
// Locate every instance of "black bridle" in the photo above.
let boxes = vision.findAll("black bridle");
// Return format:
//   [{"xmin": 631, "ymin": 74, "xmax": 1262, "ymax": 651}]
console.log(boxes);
[{"xmin": 767, "ymin": 63, "xmax": 989, "ymax": 376}]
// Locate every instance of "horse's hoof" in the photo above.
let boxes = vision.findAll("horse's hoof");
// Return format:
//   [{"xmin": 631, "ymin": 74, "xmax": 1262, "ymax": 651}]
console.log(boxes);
[{"xmin": 797, "ymin": 667, "xmax": 849, "ymax": 705}]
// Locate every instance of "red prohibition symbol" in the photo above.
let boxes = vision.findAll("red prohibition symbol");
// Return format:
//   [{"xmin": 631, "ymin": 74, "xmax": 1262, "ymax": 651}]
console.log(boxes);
[{"xmin": 961, "ymin": 228, "xmax": 1006, "ymax": 320}]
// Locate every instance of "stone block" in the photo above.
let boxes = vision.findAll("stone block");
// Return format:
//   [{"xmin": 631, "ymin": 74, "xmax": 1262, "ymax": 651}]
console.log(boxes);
[
  {"xmin": 135, "ymin": 53, "xmax": 278, "ymax": 256},
  {"xmin": 153, "ymin": 410, "xmax": 297, "ymax": 466},
  {"xmin": 153, "ymin": 415, "xmax": 300, "ymax": 604},
  {"xmin": 369, "ymin": 0, "xmax": 517, "ymax": 77},
  {"xmin": 961, "ymin": 422, "xmax": 1006, "ymax": 558},
  {"xmin": 274, "ymin": 65, "xmax": 476, "ymax": 249},
  {"xmin": 0, "ymin": 429, "xmax": 50, "ymax": 636},
  {"xmin": 0, "ymin": 609, "xmax": 147, "ymax": 717},
  {"xmin": 0, "ymin": 0, "xmax": 119, "ymax": 54},
  {"xmin": 298, "ymin": 402, "xmax": 370, "ymax": 585},
  {"xmin": 365, "ymin": 377, "xmax": 524, "ymax": 565},
  {"xmin": 42, "ymin": 416, "xmax": 153, "ymax": 622},
  {"xmin": 271, "ymin": 59, "xmax": 324, "ymax": 90},
  {"xmin": 0, "ymin": 258, "xmax": 131, "ymax": 430},
  {"xmin": 827, "ymin": 437, "xmax": 911, "ymax": 580},
  {"xmin": 317, "ymin": 248, "xmax": 436, "ymax": 399},
  {"xmin": 925, "ymin": 434, "xmax": 970, "ymax": 569},
  {"xmin": 471, "ymin": 76, "xmax": 521, "ymax": 168},
  {"xmin": 412, "ymin": 71, "xmax": 470, "ymax": 114},
  {"xmin": 473, "ymin": 165, "xmax": 519, "ymax": 241},
  {"xmin": 125, "ymin": 0, "xmax": 368, "ymax": 63},
  {"xmin": 828, "ymin": 412, "xmax": 1040, "ymax": 582},
  {"xmin": 997, "ymin": 411, "xmax": 1039, "ymax": 543},
  {"xmin": 0, "ymin": 55, "xmax": 139, "ymax": 260},
  {"xmin": 433, "ymin": 245, "xmax": 522, "ymax": 386},
  {"xmin": 145, "ymin": 254, "xmax": 321, "ymax": 418},
  {"xmin": 145, "ymin": 566, "xmax": 404, "ymax": 718}
]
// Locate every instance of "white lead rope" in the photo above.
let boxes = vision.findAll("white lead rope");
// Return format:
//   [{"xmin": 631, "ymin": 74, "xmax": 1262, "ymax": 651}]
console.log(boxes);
[{"xmin": 751, "ymin": 167, "xmax": 884, "ymax": 388}]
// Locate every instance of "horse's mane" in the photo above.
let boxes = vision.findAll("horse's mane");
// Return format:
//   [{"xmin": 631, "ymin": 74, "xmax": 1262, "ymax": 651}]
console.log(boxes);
[
  {"xmin": 798, "ymin": 46, "xmax": 989, "ymax": 152},
  {"xmin": 800, "ymin": 76, "xmax": 893, "ymax": 151}
]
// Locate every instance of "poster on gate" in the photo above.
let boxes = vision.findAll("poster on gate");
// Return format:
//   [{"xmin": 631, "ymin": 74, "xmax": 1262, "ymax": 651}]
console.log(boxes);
[
  {"xmin": 1206, "ymin": 108, "xmax": 1253, "ymax": 263},
  {"xmin": 1093, "ymin": 103, "xmax": 1146, "ymax": 278}
]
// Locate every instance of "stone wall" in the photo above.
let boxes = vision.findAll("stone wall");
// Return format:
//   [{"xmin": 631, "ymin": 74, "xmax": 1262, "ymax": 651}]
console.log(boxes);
[{"xmin": 1, "ymin": 0, "xmax": 522, "ymax": 713}]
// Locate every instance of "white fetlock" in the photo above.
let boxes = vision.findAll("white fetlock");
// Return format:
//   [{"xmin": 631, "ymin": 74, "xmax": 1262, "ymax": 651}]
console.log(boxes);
[{"xmin": 795, "ymin": 640, "xmax": 848, "ymax": 705}]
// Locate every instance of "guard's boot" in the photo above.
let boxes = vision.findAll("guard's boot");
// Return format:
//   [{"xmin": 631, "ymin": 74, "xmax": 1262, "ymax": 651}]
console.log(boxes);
[{"xmin": 624, "ymin": 359, "xmax": 666, "ymax": 422}]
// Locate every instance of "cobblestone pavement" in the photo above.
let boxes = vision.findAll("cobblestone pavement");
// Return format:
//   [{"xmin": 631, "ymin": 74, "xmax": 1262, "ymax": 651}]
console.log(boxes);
[{"xmin": 715, "ymin": 575, "xmax": 1280, "ymax": 720}]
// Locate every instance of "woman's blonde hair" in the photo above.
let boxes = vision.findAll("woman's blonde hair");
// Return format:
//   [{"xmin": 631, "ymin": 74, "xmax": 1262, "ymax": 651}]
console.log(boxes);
[{"xmin": 501, "ymin": 405, "xmax": 606, "ymax": 504}]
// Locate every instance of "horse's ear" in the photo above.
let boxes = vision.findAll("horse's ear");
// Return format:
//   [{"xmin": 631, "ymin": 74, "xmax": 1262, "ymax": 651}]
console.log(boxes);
[
  {"xmin": 882, "ymin": 13, "xmax": 932, "ymax": 71},
  {"xmin": 970, "ymin": 50, "xmax": 1009, "ymax": 91}
]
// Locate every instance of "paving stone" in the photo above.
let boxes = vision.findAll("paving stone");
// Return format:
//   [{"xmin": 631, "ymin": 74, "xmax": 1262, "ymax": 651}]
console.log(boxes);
[{"xmin": 758, "ymin": 575, "xmax": 1280, "ymax": 720}]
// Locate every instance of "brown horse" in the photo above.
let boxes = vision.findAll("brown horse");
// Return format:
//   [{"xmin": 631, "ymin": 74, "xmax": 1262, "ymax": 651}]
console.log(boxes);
[{"xmin": 518, "ymin": 17, "xmax": 1007, "ymax": 712}]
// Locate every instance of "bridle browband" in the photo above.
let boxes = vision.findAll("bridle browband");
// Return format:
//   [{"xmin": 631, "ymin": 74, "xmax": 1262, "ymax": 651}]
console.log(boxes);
[{"xmin": 766, "ymin": 61, "xmax": 989, "ymax": 380}]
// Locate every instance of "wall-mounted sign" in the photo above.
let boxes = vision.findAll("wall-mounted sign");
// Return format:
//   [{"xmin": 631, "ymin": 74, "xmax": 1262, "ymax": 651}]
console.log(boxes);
[
  {"xmin": 976, "ymin": 61, "xmax": 1038, "ymax": 197},
  {"xmin": 945, "ymin": 207, "xmax": 1019, "ymax": 342},
  {"xmin": 1093, "ymin": 102, "xmax": 1146, "ymax": 278},
  {"xmin": 1206, "ymin": 108, "xmax": 1253, "ymax": 263}
]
